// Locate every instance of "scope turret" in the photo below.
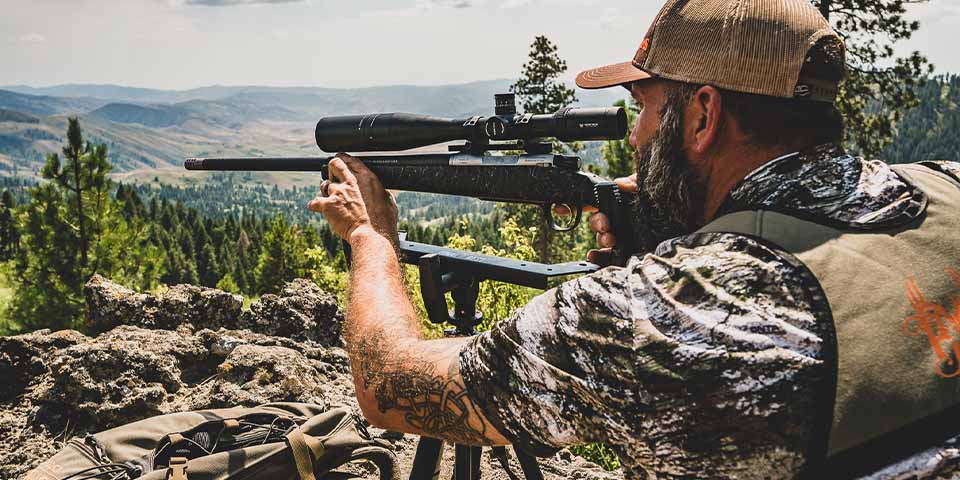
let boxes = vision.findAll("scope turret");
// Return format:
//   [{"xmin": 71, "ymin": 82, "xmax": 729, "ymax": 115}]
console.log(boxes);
[{"xmin": 315, "ymin": 93, "xmax": 628, "ymax": 153}]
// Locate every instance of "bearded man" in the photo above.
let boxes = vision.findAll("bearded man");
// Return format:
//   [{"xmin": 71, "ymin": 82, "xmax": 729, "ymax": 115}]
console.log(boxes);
[{"xmin": 308, "ymin": 0, "xmax": 960, "ymax": 477}]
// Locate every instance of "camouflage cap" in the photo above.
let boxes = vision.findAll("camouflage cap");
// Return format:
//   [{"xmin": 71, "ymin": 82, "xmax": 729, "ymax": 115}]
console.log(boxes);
[{"xmin": 576, "ymin": 0, "xmax": 843, "ymax": 103}]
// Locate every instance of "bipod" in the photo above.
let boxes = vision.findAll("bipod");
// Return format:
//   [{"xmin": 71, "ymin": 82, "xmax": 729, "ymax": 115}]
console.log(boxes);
[{"xmin": 409, "ymin": 254, "xmax": 545, "ymax": 480}]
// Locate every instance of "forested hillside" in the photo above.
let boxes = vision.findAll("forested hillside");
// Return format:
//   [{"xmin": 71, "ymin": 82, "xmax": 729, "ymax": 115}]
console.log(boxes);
[{"xmin": 882, "ymin": 74, "xmax": 960, "ymax": 164}]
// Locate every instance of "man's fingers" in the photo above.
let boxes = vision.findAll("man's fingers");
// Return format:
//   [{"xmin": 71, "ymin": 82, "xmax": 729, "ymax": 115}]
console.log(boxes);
[
  {"xmin": 587, "ymin": 248, "xmax": 614, "ymax": 266},
  {"xmin": 614, "ymin": 174, "xmax": 639, "ymax": 193},
  {"xmin": 307, "ymin": 196, "xmax": 334, "ymax": 213},
  {"xmin": 337, "ymin": 153, "xmax": 370, "ymax": 174},
  {"xmin": 589, "ymin": 212, "xmax": 611, "ymax": 233},
  {"xmin": 337, "ymin": 152, "xmax": 381, "ymax": 187},
  {"xmin": 597, "ymin": 232, "xmax": 617, "ymax": 249},
  {"xmin": 328, "ymin": 156, "xmax": 358, "ymax": 185},
  {"xmin": 326, "ymin": 182, "xmax": 347, "ymax": 196}
]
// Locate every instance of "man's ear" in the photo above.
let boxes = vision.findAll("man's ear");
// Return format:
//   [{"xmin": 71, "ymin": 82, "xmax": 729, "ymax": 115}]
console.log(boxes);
[{"xmin": 688, "ymin": 85, "xmax": 723, "ymax": 155}]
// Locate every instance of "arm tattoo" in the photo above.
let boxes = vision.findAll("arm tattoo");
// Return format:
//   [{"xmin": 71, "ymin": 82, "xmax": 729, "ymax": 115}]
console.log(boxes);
[{"xmin": 350, "ymin": 331, "xmax": 491, "ymax": 445}]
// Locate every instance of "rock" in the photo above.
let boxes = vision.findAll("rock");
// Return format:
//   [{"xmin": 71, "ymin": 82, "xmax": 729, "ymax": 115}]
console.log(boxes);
[
  {"xmin": 0, "ymin": 329, "xmax": 87, "ymax": 401},
  {"xmin": 33, "ymin": 326, "xmax": 210, "ymax": 430},
  {"xmin": 238, "ymin": 278, "xmax": 344, "ymax": 346},
  {"xmin": 0, "ymin": 278, "xmax": 621, "ymax": 480},
  {"xmin": 84, "ymin": 274, "xmax": 244, "ymax": 332},
  {"xmin": 208, "ymin": 344, "xmax": 329, "ymax": 407}
]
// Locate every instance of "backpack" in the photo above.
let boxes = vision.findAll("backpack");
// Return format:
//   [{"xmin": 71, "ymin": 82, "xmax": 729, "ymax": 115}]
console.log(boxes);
[{"xmin": 24, "ymin": 403, "xmax": 398, "ymax": 480}]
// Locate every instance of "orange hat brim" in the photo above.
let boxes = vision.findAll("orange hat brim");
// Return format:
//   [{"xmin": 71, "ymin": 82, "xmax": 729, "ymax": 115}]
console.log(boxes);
[{"xmin": 576, "ymin": 61, "xmax": 653, "ymax": 90}]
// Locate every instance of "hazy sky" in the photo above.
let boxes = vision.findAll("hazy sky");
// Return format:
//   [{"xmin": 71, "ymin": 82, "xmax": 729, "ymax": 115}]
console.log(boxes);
[{"xmin": 2, "ymin": 0, "xmax": 958, "ymax": 90}]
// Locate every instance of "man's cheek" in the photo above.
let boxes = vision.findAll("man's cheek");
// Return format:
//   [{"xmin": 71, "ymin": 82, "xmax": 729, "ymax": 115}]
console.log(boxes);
[{"xmin": 631, "ymin": 117, "xmax": 657, "ymax": 150}]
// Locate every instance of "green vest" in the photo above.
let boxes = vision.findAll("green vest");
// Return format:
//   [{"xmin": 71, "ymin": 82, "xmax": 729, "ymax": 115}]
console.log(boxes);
[{"xmin": 697, "ymin": 163, "xmax": 960, "ymax": 457}]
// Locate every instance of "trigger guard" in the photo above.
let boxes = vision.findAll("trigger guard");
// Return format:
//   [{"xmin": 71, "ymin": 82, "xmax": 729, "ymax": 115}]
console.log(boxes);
[{"xmin": 545, "ymin": 203, "xmax": 582, "ymax": 232}]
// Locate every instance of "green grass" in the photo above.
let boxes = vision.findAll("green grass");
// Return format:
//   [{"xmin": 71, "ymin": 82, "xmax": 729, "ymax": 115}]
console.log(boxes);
[{"xmin": 569, "ymin": 443, "xmax": 622, "ymax": 471}]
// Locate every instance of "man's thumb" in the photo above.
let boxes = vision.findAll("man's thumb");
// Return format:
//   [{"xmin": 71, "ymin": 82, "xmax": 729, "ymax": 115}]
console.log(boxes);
[{"xmin": 614, "ymin": 175, "xmax": 639, "ymax": 193}]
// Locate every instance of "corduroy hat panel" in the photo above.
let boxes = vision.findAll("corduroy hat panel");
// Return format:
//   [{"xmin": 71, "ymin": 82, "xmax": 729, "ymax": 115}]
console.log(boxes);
[{"xmin": 577, "ymin": 0, "xmax": 841, "ymax": 103}]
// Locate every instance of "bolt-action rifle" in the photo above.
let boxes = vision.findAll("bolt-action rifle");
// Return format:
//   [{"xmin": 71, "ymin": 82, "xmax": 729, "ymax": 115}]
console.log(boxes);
[{"xmin": 184, "ymin": 93, "xmax": 642, "ymax": 480}]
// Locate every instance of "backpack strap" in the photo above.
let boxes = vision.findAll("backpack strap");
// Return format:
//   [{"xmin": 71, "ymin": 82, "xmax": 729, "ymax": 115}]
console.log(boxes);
[
  {"xmin": 286, "ymin": 425, "xmax": 399, "ymax": 480},
  {"xmin": 286, "ymin": 428, "xmax": 325, "ymax": 480}
]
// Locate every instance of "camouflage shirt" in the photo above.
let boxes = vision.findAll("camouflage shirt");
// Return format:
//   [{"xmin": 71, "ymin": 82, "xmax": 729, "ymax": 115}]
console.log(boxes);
[{"xmin": 458, "ymin": 145, "xmax": 960, "ymax": 479}]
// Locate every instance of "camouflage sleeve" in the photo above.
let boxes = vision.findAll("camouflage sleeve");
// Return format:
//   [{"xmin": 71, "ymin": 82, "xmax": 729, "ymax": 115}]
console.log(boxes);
[{"xmin": 458, "ymin": 233, "xmax": 836, "ymax": 478}]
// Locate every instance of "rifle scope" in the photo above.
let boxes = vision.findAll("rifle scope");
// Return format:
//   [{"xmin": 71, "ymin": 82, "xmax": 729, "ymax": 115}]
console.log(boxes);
[{"xmin": 315, "ymin": 93, "xmax": 628, "ymax": 152}]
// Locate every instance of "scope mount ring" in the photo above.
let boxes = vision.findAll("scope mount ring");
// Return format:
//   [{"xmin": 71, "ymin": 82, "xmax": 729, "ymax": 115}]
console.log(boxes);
[{"xmin": 544, "ymin": 203, "xmax": 582, "ymax": 232}]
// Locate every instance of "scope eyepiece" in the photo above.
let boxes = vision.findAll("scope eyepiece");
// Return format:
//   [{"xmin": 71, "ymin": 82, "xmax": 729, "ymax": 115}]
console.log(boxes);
[{"xmin": 315, "ymin": 95, "xmax": 628, "ymax": 153}]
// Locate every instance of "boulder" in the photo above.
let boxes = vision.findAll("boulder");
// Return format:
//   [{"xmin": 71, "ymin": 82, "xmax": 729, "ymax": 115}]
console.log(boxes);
[
  {"xmin": 84, "ymin": 274, "xmax": 244, "ymax": 332},
  {"xmin": 238, "ymin": 278, "xmax": 344, "ymax": 346}
]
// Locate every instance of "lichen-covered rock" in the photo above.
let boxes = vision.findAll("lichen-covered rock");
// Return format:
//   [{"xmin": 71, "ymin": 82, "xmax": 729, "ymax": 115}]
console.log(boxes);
[
  {"xmin": 84, "ymin": 274, "xmax": 244, "ymax": 332},
  {"xmin": 0, "ymin": 278, "xmax": 621, "ymax": 480},
  {"xmin": 238, "ymin": 278, "xmax": 344, "ymax": 346},
  {"xmin": 209, "ymin": 344, "xmax": 329, "ymax": 407},
  {"xmin": 33, "ymin": 326, "xmax": 211, "ymax": 430},
  {"xmin": 0, "ymin": 329, "xmax": 86, "ymax": 401}
]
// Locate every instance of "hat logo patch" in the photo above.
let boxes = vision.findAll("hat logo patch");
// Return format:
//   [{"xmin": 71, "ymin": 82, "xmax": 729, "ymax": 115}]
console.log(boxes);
[{"xmin": 795, "ymin": 84, "xmax": 811, "ymax": 97}]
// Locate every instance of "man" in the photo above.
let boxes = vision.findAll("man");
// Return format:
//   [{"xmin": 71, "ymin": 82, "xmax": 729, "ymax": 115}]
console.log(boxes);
[{"xmin": 308, "ymin": 0, "xmax": 960, "ymax": 477}]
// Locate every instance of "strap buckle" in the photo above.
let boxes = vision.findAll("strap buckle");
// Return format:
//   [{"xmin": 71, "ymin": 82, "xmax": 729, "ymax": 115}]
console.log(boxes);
[{"xmin": 166, "ymin": 457, "xmax": 188, "ymax": 480}]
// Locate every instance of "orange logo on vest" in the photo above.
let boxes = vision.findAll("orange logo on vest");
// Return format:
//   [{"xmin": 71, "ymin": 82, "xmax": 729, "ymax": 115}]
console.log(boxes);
[{"xmin": 903, "ymin": 269, "xmax": 960, "ymax": 378}]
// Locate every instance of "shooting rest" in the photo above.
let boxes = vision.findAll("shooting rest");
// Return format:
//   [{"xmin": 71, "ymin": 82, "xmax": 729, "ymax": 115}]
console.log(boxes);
[{"xmin": 400, "ymin": 236, "xmax": 601, "ymax": 480}]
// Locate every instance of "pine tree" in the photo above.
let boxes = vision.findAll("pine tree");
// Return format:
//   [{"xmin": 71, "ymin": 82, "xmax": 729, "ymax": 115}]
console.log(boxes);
[
  {"xmin": 0, "ymin": 190, "xmax": 19, "ymax": 260},
  {"xmin": 510, "ymin": 35, "xmax": 577, "ymax": 114},
  {"xmin": 197, "ymin": 243, "xmax": 220, "ymax": 287},
  {"xmin": 12, "ymin": 118, "xmax": 164, "ymax": 331},
  {"xmin": 216, "ymin": 272, "xmax": 240, "ymax": 294},
  {"xmin": 253, "ymin": 215, "xmax": 309, "ymax": 294},
  {"xmin": 508, "ymin": 35, "xmax": 580, "ymax": 263},
  {"xmin": 814, "ymin": 0, "xmax": 933, "ymax": 158}
]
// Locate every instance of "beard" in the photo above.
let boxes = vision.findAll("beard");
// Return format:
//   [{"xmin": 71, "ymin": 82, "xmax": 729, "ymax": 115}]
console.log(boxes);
[{"xmin": 634, "ymin": 91, "xmax": 701, "ymax": 234}]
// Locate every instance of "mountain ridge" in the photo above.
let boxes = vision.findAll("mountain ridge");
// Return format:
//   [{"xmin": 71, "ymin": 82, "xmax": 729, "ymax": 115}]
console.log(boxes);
[{"xmin": 0, "ymin": 81, "xmax": 626, "ymax": 176}]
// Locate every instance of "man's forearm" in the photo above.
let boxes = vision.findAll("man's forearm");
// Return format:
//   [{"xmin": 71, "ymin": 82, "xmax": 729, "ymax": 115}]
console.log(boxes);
[
  {"xmin": 344, "ymin": 226, "xmax": 505, "ymax": 445},
  {"xmin": 346, "ymin": 225, "xmax": 420, "ymax": 342}
]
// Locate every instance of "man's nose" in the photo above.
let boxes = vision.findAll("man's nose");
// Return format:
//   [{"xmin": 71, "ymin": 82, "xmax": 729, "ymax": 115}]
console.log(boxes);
[{"xmin": 628, "ymin": 126, "xmax": 638, "ymax": 149}]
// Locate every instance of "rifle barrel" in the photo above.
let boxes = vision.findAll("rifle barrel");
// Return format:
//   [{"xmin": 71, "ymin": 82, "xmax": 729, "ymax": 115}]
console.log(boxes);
[{"xmin": 185, "ymin": 156, "xmax": 331, "ymax": 171}]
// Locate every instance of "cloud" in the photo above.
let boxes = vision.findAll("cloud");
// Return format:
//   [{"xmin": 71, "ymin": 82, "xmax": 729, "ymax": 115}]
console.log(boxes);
[
  {"xmin": 416, "ymin": 0, "xmax": 476, "ymax": 9},
  {"xmin": 501, "ymin": 0, "xmax": 532, "ymax": 8},
  {"xmin": 185, "ymin": 0, "xmax": 305, "ymax": 6},
  {"xmin": 19, "ymin": 33, "xmax": 47, "ymax": 44},
  {"xmin": 907, "ymin": 2, "xmax": 960, "ymax": 26}
]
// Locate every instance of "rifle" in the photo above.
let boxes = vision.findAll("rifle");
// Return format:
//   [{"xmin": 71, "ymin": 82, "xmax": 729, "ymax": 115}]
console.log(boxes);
[{"xmin": 184, "ymin": 93, "xmax": 640, "ymax": 480}]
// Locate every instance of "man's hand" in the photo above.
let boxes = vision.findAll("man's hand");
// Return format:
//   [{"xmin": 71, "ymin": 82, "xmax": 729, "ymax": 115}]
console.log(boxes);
[
  {"xmin": 307, "ymin": 153, "xmax": 399, "ymax": 246},
  {"xmin": 586, "ymin": 174, "xmax": 638, "ymax": 265}
]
